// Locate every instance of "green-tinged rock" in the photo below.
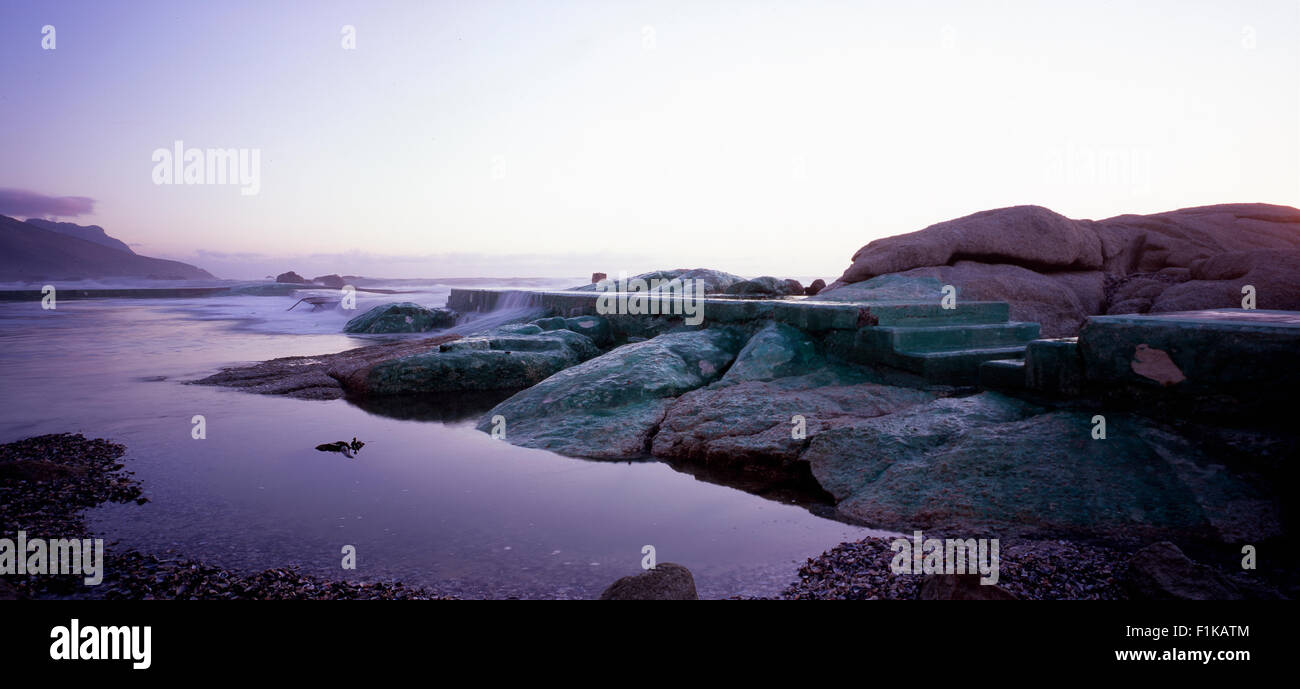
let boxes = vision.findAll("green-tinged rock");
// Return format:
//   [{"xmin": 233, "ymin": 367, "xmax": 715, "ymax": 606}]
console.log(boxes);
[
  {"xmin": 353, "ymin": 328, "xmax": 597, "ymax": 395},
  {"xmin": 652, "ymin": 370, "xmax": 934, "ymax": 473},
  {"xmin": 563, "ymin": 315, "xmax": 612, "ymax": 347},
  {"xmin": 806, "ymin": 397, "xmax": 1279, "ymax": 544},
  {"xmin": 496, "ymin": 323, "xmax": 544, "ymax": 335},
  {"xmin": 718, "ymin": 322, "xmax": 821, "ymax": 383},
  {"xmin": 475, "ymin": 328, "xmax": 749, "ymax": 459},
  {"xmin": 343, "ymin": 302, "xmax": 458, "ymax": 334},
  {"xmin": 805, "ymin": 393, "xmax": 1040, "ymax": 503},
  {"xmin": 532, "ymin": 316, "xmax": 568, "ymax": 331}
]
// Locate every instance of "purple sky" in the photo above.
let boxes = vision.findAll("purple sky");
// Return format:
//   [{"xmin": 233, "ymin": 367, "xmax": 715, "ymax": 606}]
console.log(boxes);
[{"xmin": 2, "ymin": 0, "xmax": 1298, "ymax": 279}]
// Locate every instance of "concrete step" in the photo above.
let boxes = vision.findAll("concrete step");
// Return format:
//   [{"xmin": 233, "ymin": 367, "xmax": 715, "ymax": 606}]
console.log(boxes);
[
  {"xmin": 892, "ymin": 345, "xmax": 1029, "ymax": 384},
  {"xmin": 1024, "ymin": 338, "xmax": 1084, "ymax": 396},
  {"xmin": 861, "ymin": 321, "xmax": 1040, "ymax": 353},
  {"xmin": 858, "ymin": 301, "xmax": 1011, "ymax": 327},
  {"xmin": 780, "ymin": 300, "xmax": 1012, "ymax": 330},
  {"xmin": 979, "ymin": 358, "xmax": 1027, "ymax": 390}
]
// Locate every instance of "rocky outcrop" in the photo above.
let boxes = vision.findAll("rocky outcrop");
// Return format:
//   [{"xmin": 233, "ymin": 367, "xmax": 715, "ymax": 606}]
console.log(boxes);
[
  {"xmin": 650, "ymin": 323, "xmax": 933, "ymax": 473},
  {"xmin": 313, "ymin": 274, "xmax": 346, "ymax": 289},
  {"xmin": 190, "ymin": 334, "xmax": 462, "ymax": 399},
  {"xmin": 804, "ymin": 278, "xmax": 826, "ymax": 296},
  {"xmin": 341, "ymin": 328, "xmax": 600, "ymax": 396},
  {"xmin": 599, "ymin": 563, "xmax": 698, "ymax": 600},
  {"xmin": 474, "ymin": 328, "xmax": 748, "ymax": 459},
  {"xmin": 275, "ymin": 271, "xmax": 307, "ymax": 283},
  {"xmin": 723, "ymin": 276, "xmax": 804, "ymax": 297},
  {"xmin": 343, "ymin": 302, "xmax": 458, "ymax": 334},
  {"xmin": 827, "ymin": 203, "xmax": 1300, "ymax": 336},
  {"xmin": 803, "ymin": 394, "xmax": 1281, "ymax": 545}
]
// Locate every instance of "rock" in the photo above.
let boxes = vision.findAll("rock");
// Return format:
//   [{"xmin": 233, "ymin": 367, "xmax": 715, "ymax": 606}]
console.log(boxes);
[
  {"xmin": 1125, "ymin": 542, "xmax": 1240, "ymax": 600},
  {"xmin": 570, "ymin": 268, "xmax": 744, "ymax": 294},
  {"xmin": 827, "ymin": 203, "xmax": 1300, "ymax": 336},
  {"xmin": 475, "ymin": 328, "xmax": 748, "ymax": 459},
  {"xmin": 723, "ymin": 276, "xmax": 804, "ymax": 297},
  {"xmin": 599, "ymin": 563, "xmax": 698, "ymax": 600},
  {"xmin": 804, "ymin": 395, "xmax": 1278, "ymax": 544},
  {"xmin": 816, "ymin": 274, "xmax": 946, "ymax": 302},
  {"xmin": 338, "ymin": 328, "xmax": 600, "ymax": 396},
  {"xmin": 531, "ymin": 316, "xmax": 567, "ymax": 331},
  {"xmin": 918, "ymin": 574, "xmax": 1019, "ymax": 600},
  {"xmin": 898, "ymin": 263, "xmax": 1106, "ymax": 338},
  {"xmin": 191, "ymin": 334, "xmax": 462, "ymax": 400},
  {"xmin": 343, "ymin": 302, "xmax": 459, "ymax": 334},
  {"xmin": 496, "ymin": 323, "xmax": 544, "ymax": 335},
  {"xmin": 563, "ymin": 315, "xmax": 613, "ymax": 347},
  {"xmin": 718, "ymin": 322, "xmax": 821, "ymax": 383},
  {"xmin": 275, "ymin": 271, "xmax": 307, "ymax": 283},
  {"xmin": 651, "ymin": 323, "xmax": 934, "ymax": 474},
  {"xmin": 804, "ymin": 278, "xmax": 826, "ymax": 296},
  {"xmin": 652, "ymin": 371, "xmax": 933, "ymax": 474},
  {"xmin": 592, "ymin": 272, "xmax": 607, "ymax": 284},
  {"xmin": 313, "ymin": 274, "xmax": 346, "ymax": 289},
  {"xmin": 1150, "ymin": 249, "xmax": 1300, "ymax": 313}
]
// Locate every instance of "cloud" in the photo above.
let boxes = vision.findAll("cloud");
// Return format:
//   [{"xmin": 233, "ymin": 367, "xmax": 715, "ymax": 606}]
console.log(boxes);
[{"xmin": 0, "ymin": 188, "xmax": 96, "ymax": 218}]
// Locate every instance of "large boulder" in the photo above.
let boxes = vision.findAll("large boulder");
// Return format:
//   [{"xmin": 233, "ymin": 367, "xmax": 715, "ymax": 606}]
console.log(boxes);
[
  {"xmin": 343, "ymin": 302, "xmax": 459, "ymax": 334},
  {"xmin": 803, "ymin": 394, "xmax": 1279, "ymax": 544},
  {"xmin": 723, "ymin": 276, "xmax": 804, "ymax": 297},
  {"xmin": 652, "ymin": 372, "xmax": 933, "ymax": 473},
  {"xmin": 475, "ymin": 328, "xmax": 748, "ymax": 459},
  {"xmin": 599, "ymin": 563, "xmax": 698, "ymax": 600},
  {"xmin": 1149, "ymin": 249, "xmax": 1300, "ymax": 313},
  {"xmin": 828, "ymin": 203, "xmax": 1300, "ymax": 335},
  {"xmin": 651, "ymin": 322, "xmax": 934, "ymax": 472},
  {"xmin": 335, "ymin": 328, "xmax": 599, "ymax": 395},
  {"xmin": 313, "ymin": 274, "xmax": 346, "ymax": 289},
  {"xmin": 275, "ymin": 271, "xmax": 307, "ymax": 283}
]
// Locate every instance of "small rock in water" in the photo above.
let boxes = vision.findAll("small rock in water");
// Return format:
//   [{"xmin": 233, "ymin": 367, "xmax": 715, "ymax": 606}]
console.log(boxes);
[{"xmin": 599, "ymin": 563, "xmax": 698, "ymax": 600}]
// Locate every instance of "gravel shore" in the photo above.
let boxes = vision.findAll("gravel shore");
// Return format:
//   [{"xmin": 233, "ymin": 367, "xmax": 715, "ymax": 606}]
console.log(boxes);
[{"xmin": 774, "ymin": 536, "xmax": 1132, "ymax": 600}]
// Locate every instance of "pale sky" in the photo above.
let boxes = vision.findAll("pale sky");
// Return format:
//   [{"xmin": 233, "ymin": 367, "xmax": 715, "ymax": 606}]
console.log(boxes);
[{"xmin": 2, "ymin": 0, "xmax": 1297, "ymax": 279}]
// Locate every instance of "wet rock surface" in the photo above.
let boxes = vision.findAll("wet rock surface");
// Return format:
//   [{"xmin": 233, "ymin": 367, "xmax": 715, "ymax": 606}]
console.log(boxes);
[
  {"xmin": 476, "ymin": 328, "xmax": 749, "ymax": 459},
  {"xmin": 343, "ymin": 302, "xmax": 458, "ymax": 333},
  {"xmin": 191, "ymin": 334, "xmax": 462, "ymax": 399}
]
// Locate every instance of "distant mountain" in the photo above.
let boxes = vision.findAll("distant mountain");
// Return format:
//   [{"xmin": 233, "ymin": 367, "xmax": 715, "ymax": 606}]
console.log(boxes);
[
  {"xmin": 0, "ymin": 215, "xmax": 214, "ymax": 281},
  {"xmin": 23, "ymin": 218, "xmax": 135, "ymax": 254}
]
